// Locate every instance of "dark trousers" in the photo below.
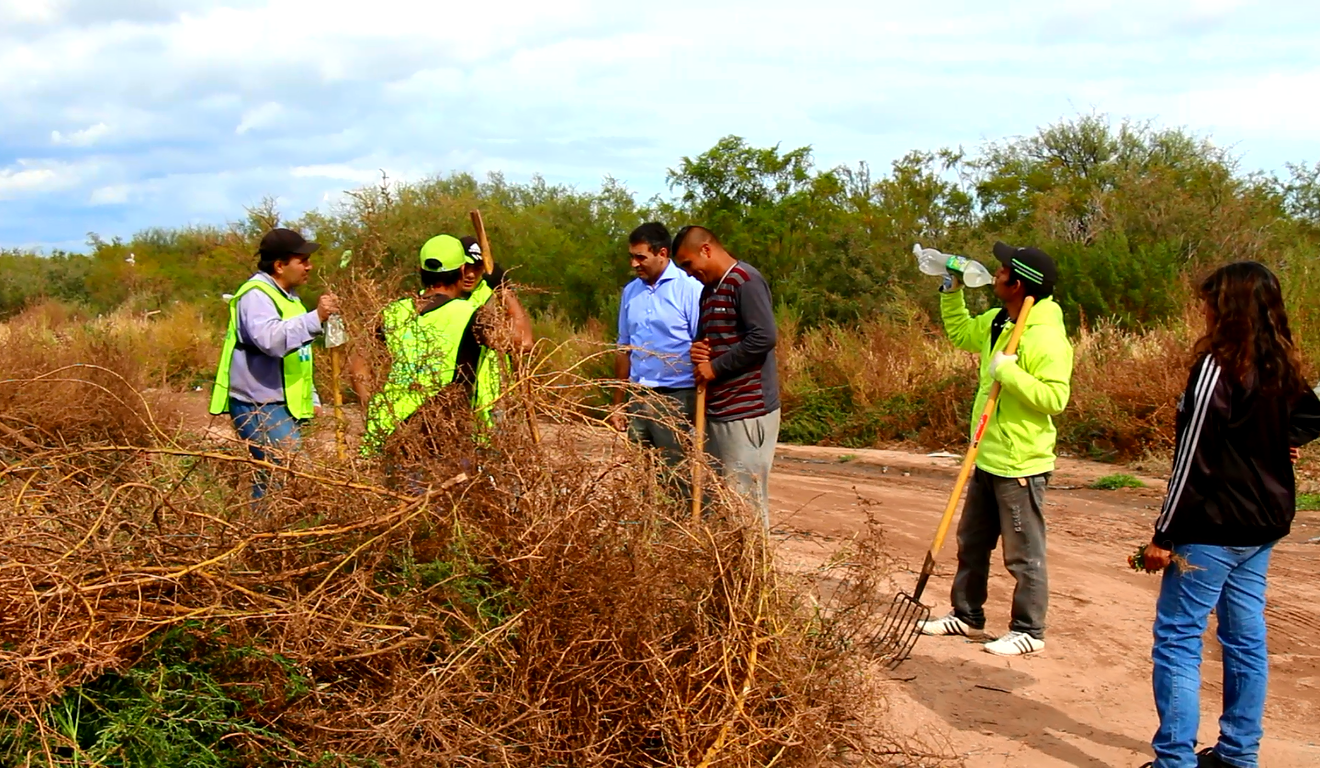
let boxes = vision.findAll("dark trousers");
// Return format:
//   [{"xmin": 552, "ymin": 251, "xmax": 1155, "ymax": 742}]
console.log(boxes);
[
  {"xmin": 951, "ymin": 468, "xmax": 1050, "ymax": 639},
  {"xmin": 626, "ymin": 387, "xmax": 697, "ymax": 467}
]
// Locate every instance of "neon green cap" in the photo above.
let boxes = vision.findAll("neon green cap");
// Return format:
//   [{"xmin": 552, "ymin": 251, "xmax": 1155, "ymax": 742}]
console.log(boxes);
[{"xmin": 418, "ymin": 234, "xmax": 478, "ymax": 273}]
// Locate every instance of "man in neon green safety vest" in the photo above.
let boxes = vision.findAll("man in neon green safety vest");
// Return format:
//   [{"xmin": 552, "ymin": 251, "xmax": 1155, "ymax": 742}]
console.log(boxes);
[
  {"xmin": 209, "ymin": 228, "xmax": 340, "ymax": 499},
  {"xmin": 351, "ymin": 233, "xmax": 532, "ymax": 456},
  {"xmin": 459, "ymin": 236, "xmax": 498, "ymax": 308}
]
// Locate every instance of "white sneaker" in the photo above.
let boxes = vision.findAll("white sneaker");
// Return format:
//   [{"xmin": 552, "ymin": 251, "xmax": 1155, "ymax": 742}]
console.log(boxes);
[
  {"xmin": 918, "ymin": 612, "xmax": 975, "ymax": 637},
  {"xmin": 984, "ymin": 631, "xmax": 1045, "ymax": 656}
]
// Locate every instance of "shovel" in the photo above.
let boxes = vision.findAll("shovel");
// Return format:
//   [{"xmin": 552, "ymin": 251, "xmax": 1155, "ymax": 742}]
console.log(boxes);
[
  {"xmin": 324, "ymin": 250, "xmax": 353, "ymax": 462},
  {"xmin": 691, "ymin": 382, "xmax": 706, "ymax": 525},
  {"xmin": 869, "ymin": 296, "xmax": 1036, "ymax": 668}
]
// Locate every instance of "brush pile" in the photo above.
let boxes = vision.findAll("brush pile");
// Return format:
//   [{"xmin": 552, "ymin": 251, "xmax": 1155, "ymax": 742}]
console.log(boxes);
[{"xmin": 0, "ymin": 312, "xmax": 941, "ymax": 767}]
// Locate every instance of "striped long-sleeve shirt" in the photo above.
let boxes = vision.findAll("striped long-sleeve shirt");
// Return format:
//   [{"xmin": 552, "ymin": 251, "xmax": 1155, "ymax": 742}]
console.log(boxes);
[
  {"xmin": 698, "ymin": 262, "xmax": 779, "ymax": 422},
  {"xmin": 1154, "ymin": 353, "xmax": 1320, "ymax": 547}
]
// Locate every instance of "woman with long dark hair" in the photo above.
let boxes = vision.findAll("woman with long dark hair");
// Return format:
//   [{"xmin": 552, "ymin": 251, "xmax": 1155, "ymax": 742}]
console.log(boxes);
[{"xmin": 1140, "ymin": 261, "xmax": 1320, "ymax": 768}]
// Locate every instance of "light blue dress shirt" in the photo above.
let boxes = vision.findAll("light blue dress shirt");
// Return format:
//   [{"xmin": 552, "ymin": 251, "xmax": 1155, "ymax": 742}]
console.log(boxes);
[{"xmin": 617, "ymin": 260, "xmax": 703, "ymax": 389}]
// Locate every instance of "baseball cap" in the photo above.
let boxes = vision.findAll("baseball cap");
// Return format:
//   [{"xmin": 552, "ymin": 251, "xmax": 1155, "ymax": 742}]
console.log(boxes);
[
  {"xmin": 993, "ymin": 241, "xmax": 1057, "ymax": 295},
  {"xmin": 258, "ymin": 228, "xmax": 319, "ymax": 258},
  {"xmin": 459, "ymin": 236, "xmax": 483, "ymax": 262},
  {"xmin": 418, "ymin": 234, "xmax": 481, "ymax": 273}
]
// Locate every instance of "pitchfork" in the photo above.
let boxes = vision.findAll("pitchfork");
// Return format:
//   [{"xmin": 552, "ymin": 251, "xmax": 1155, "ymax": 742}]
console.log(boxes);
[{"xmin": 869, "ymin": 296, "xmax": 1036, "ymax": 668}]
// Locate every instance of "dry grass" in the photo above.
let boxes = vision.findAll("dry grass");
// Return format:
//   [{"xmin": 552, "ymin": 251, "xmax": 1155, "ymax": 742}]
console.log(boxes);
[
  {"xmin": 0, "ymin": 308, "xmax": 945, "ymax": 767},
  {"xmin": 778, "ymin": 305, "xmax": 1198, "ymax": 460}
]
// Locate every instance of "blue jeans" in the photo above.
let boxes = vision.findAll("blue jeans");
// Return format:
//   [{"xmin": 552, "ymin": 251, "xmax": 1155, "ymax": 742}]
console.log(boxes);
[
  {"xmin": 1151, "ymin": 542, "xmax": 1276, "ymax": 768},
  {"xmin": 229, "ymin": 400, "xmax": 301, "ymax": 499}
]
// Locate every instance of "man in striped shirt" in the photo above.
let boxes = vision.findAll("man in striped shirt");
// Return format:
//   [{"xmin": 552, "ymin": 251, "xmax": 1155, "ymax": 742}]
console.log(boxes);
[{"xmin": 671, "ymin": 226, "xmax": 780, "ymax": 530}]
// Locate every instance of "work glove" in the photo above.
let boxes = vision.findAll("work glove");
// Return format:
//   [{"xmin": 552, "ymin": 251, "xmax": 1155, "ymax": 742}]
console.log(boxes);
[
  {"xmin": 939, "ymin": 273, "xmax": 962, "ymax": 293},
  {"xmin": 485, "ymin": 263, "xmax": 507, "ymax": 290},
  {"xmin": 989, "ymin": 351, "xmax": 1018, "ymax": 380}
]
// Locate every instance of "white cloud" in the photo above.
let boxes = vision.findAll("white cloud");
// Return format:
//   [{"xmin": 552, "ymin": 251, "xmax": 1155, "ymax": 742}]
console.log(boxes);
[
  {"xmin": 51, "ymin": 121, "xmax": 110, "ymax": 146},
  {"xmin": 235, "ymin": 102, "xmax": 285, "ymax": 135},
  {"xmin": 89, "ymin": 183, "xmax": 131, "ymax": 205},
  {"xmin": 290, "ymin": 164, "xmax": 387, "ymax": 185},
  {"xmin": 0, "ymin": 160, "xmax": 88, "ymax": 199},
  {"xmin": 0, "ymin": 0, "xmax": 60, "ymax": 24},
  {"xmin": 2, "ymin": 0, "xmax": 1319, "ymax": 248}
]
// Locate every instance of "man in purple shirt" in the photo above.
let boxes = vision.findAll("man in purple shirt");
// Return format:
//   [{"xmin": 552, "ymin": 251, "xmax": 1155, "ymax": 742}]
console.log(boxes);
[
  {"xmin": 210, "ymin": 228, "xmax": 338, "ymax": 497},
  {"xmin": 612, "ymin": 222, "xmax": 703, "ymax": 468}
]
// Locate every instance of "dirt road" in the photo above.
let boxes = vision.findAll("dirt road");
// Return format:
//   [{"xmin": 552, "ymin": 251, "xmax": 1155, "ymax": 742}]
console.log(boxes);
[{"xmin": 768, "ymin": 445, "xmax": 1320, "ymax": 767}]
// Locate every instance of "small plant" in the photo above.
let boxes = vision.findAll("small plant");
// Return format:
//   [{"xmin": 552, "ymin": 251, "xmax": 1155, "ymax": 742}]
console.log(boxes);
[
  {"xmin": 1298, "ymin": 493, "xmax": 1320, "ymax": 511},
  {"xmin": 837, "ymin": 454, "xmax": 859, "ymax": 463},
  {"xmin": 1127, "ymin": 543, "xmax": 1202, "ymax": 574},
  {"xmin": 1091, "ymin": 473, "xmax": 1145, "ymax": 490}
]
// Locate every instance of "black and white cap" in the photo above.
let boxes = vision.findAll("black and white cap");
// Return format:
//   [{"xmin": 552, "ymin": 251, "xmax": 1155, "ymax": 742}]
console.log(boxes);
[
  {"xmin": 992, "ymin": 241, "xmax": 1057, "ymax": 295},
  {"xmin": 458, "ymin": 236, "xmax": 483, "ymax": 264}
]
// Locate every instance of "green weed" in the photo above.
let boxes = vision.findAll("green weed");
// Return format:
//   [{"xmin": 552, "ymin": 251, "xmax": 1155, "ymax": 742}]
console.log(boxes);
[
  {"xmin": 1091, "ymin": 474, "xmax": 1145, "ymax": 491},
  {"xmin": 0, "ymin": 624, "xmax": 307, "ymax": 768}
]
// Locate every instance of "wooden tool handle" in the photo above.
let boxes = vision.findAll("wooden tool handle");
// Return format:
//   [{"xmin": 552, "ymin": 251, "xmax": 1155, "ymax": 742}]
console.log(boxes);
[
  {"xmin": 692, "ymin": 383, "xmax": 707, "ymax": 524},
  {"xmin": 331, "ymin": 347, "xmax": 346, "ymax": 462},
  {"xmin": 470, "ymin": 208, "xmax": 539, "ymax": 443},
  {"xmin": 925, "ymin": 296, "xmax": 1037, "ymax": 563},
  {"xmin": 469, "ymin": 210, "xmax": 495, "ymax": 274}
]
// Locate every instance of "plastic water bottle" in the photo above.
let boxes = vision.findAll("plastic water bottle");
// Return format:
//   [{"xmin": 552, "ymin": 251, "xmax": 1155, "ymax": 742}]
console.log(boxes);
[
  {"xmin": 912, "ymin": 244, "xmax": 994, "ymax": 288},
  {"xmin": 324, "ymin": 314, "xmax": 347, "ymax": 348}
]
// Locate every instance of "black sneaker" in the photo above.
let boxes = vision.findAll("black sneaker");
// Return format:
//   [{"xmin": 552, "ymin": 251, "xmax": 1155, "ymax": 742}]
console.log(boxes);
[{"xmin": 1197, "ymin": 747, "xmax": 1230, "ymax": 767}]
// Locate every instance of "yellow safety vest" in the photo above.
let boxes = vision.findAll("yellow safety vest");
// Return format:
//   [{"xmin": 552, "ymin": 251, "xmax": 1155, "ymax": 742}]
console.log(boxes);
[
  {"xmin": 362, "ymin": 295, "xmax": 499, "ymax": 454},
  {"xmin": 209, "ymin": 279, "xmax": 316, "ymax": 419}
]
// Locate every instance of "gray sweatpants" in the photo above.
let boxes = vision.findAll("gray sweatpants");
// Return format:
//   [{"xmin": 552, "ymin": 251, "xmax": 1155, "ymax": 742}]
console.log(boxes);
[
  {"xmin": 951, "ymin": 468, "xmax": 1050, "ymax": 639},
  {"xmin": 706, "ymin": 409, "xmax": 780, "ymax": 530}
]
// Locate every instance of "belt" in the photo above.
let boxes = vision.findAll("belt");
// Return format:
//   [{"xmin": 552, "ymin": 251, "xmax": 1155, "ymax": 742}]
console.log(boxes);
[{"xmin": 651, "ymin": 386, "xmax": 696, "ymax": 395}]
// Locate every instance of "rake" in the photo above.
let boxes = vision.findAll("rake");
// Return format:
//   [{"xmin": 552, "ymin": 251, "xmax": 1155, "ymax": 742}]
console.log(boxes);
[{"xmin": 869, "ymin": 296, "xmax": 1036, "ymax": 668}]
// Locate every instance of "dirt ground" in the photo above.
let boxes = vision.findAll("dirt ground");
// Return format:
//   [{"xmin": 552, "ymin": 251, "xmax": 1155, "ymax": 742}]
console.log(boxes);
[{"xmin": 768, "ymin": 444, "xmax": 1320, "ymax": 768}]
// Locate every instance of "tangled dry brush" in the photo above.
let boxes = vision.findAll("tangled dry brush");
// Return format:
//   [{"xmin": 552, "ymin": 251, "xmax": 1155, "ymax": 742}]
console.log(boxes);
[{"xmin": 0, "ymin": 310, "xmax": 944, "ymax": 767}]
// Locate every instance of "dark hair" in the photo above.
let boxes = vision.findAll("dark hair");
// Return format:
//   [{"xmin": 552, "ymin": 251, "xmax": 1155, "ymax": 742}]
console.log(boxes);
[
  {"xmin": 670, "ymin": 225, "xmax": 720, "ymax": 256},
  {"xmin": 420, "ymin": 267, "xmax": 463, "ymax": 288},
  {"xmin": 628, "ymin": 222, "xmax": 670, "ymax": 257},
  {"xmin": 1006, "ymin": 268, "xmax": 1053, "ymax": 301},
  {"xmin": 1196, "ymin": 261, "xmax": 1307, "ymax": 397},
  {"xmin": 257, "ymin": 251, "xmax": 304, "ymax": 275}
]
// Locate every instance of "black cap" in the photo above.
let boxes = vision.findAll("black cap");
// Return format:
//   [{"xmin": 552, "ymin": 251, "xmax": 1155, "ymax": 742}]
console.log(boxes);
[
  {"xmin": 258, "ymin": 228, "xmax": 319, "ymax": 258},
  {"xmin": 458, "ymin": 236, "xmax": 483, "ymax": 264},
  {"xmin": 993, "ymin": 241, "xmax": 1057, "ymax": 296}
]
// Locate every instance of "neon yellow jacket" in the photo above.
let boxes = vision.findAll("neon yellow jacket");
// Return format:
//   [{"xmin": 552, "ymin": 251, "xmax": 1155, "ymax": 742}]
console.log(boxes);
[
  {"xmin": 941, "ymin": 290, "xmax": 1074, "ymax": 478},
  {"xmin": 362, "ymin": 295, "xmax": 500, "ymax": 454},
  {"xmin": 209, "ymin": 279, "xmax": 316, "ymax": 419}
]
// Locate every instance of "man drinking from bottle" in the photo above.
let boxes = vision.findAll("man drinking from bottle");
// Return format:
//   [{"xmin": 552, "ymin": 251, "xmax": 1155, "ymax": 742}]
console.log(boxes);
[{"xmin": 917, "ymin": 242, "xmax": 1074, "ymax": 657}]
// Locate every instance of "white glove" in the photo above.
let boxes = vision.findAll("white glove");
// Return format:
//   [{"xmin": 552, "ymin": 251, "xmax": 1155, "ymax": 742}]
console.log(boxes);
[{"xmin": 989, "ymin": 351, "xmax": 1018, "ymax": 379}]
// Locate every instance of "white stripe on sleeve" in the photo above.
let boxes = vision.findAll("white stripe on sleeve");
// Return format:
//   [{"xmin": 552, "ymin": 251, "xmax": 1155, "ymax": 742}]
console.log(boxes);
[{"xmin": 1156, "ymin": 357, "xmax": 1222, "ymax": 532}]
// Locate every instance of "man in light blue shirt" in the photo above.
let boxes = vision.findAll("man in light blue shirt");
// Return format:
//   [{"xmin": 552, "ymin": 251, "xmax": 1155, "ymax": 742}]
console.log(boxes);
[{"xmin": 612, "ymin": 222, "xmax": 704, "ymax": 467}]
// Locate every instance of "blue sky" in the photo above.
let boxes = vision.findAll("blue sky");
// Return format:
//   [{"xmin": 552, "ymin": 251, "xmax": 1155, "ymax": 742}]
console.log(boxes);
[{"xmin": 2, "ymin": 0, "xmax": 1318, "ymax": 251}]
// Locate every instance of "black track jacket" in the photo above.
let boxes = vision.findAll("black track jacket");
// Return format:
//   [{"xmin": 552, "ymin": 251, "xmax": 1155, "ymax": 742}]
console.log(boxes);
[{"xmin": 1155, "ymin": 354, "xmax": 1320, "ymax": 547}]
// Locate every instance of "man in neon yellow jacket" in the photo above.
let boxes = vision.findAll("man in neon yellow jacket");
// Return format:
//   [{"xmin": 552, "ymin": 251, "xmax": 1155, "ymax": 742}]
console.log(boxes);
[
  {"xmin": 353, "ymin": 234, "xmax": 532, "ymax": 456},
  {"xmin": 210, "ymin": 228, "xmax": 339, "ymax": 499},
  {"xmin": 918, "ymin": 242, "xmax": 1074, "ymax": 657}
]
